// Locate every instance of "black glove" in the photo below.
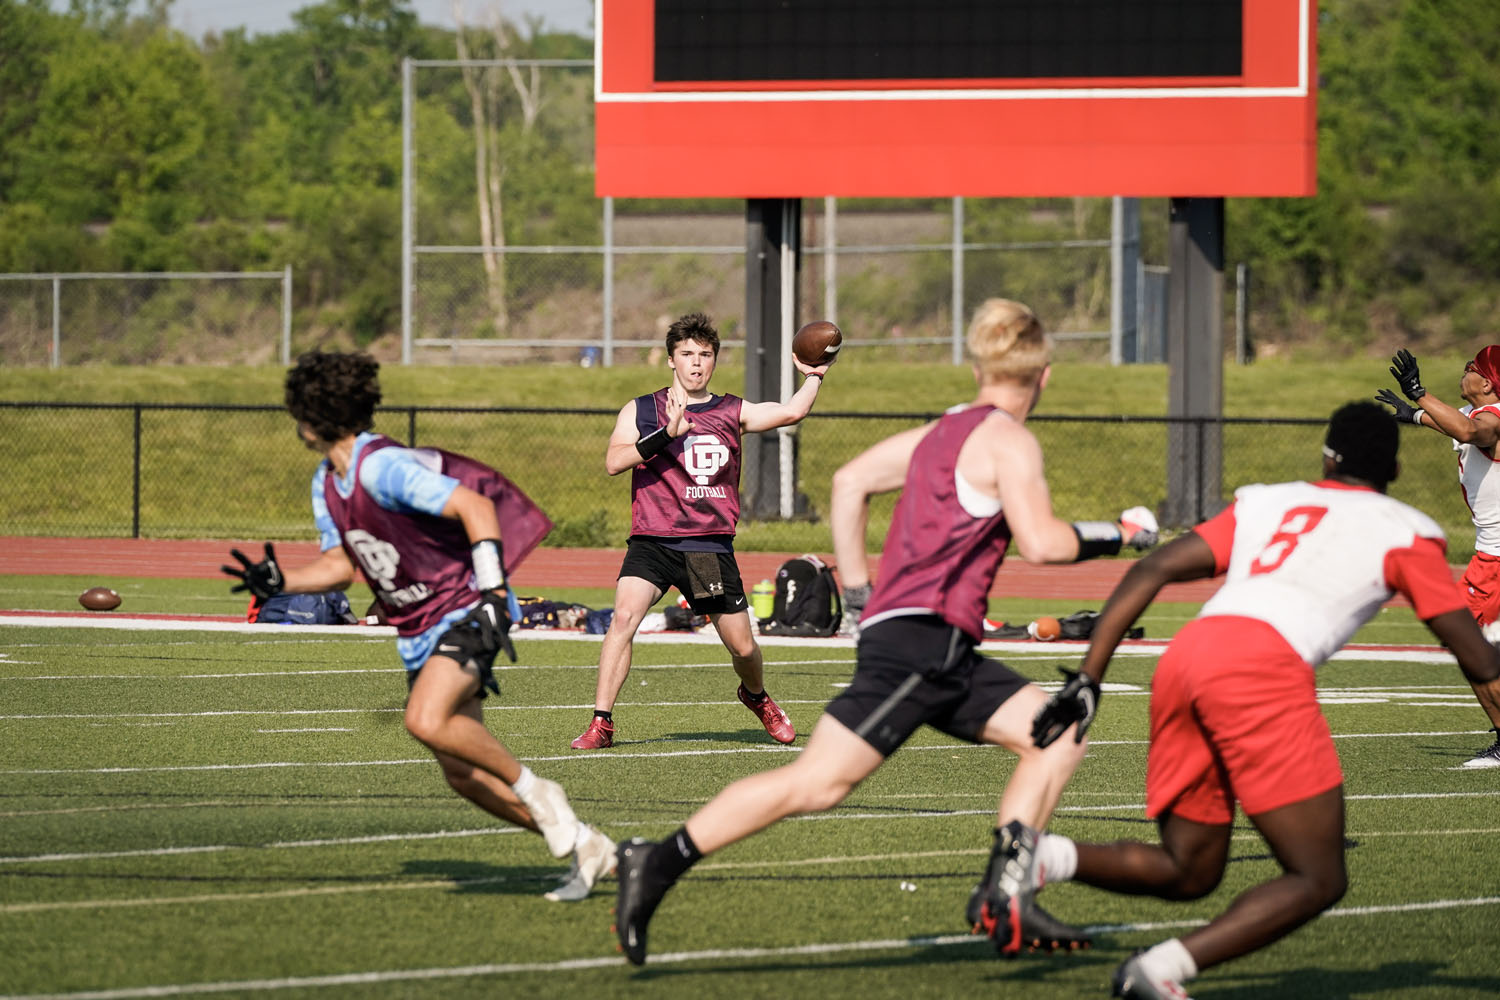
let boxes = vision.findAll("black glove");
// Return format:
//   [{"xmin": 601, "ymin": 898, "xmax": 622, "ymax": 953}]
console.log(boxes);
[
  {"xmin": 435, "ymin": 591, "xmax": 516, "ymax": 694},
  {"xmin": 1375, "ymin": 387, "xmax": 1423, "ymax": 424},
  {"xmin": 1390, "ymin": 349, "xmax": 1426, "ymax": 402},
  {"xmin": 222, "ymin": 542, "xmax": 284, "ymax": 601},
  {"xmin": 1031, "ymin": 667, "xmax": 1102, "ymax": 749}
]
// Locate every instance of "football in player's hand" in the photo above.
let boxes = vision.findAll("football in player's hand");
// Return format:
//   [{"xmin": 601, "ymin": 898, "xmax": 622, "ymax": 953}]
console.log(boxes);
[
  {"xmin": 79, "ymin": 586, "xmax": 122, "ymax": 611},
  {"xmin": 792, "ymin": 320, "xmax": 843, "ymax": 367}
]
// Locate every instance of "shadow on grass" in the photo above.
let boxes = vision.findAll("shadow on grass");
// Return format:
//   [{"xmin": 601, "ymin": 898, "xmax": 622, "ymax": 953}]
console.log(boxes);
[
  {"xmin": 1206, "ymin": 961, "xmax": 1500, "ymax": 999},
  {"xmin": 400, "ymin": 857, "xmax": 573, "ymax": 896},
  {"xmin": 621, "ymin": 934, "xmax": 1110, "ymax": 982}
]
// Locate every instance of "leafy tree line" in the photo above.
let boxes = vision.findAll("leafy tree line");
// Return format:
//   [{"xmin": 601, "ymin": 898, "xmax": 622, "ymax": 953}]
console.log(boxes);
[{"xmin": 1, "ymin": 0, "xmax": 1498, "ymax": 354}]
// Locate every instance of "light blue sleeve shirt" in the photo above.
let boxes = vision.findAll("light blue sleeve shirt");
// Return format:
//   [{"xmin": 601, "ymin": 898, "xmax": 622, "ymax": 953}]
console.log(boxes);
[{"xmin": 311, "ymin": 434, "xmax": 461, "ymax": 552}]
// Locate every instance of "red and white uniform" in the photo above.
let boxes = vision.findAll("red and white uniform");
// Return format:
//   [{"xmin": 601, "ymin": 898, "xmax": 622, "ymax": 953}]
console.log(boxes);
[
  {"xmin": 1455, "ymin": 403, "xmax": 1500, "ymax": 625},
  {"xmin": 1147, "ymin": 479, "xmax": 1464, "ymax": 824}
]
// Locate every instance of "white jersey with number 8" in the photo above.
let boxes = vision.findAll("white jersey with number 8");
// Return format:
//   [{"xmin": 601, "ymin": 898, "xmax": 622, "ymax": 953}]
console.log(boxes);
[{"xmin": 1198, "ymin": 480, "xmax": 1448, "ymax": 668}]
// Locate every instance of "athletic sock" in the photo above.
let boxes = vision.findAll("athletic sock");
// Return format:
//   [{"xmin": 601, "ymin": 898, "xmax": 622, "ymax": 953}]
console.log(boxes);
[
  {"xmin": 572, "ymin": 822, "xmax": 596, "ymax": 852},
  {"xmin": 1035, "ymin": 833, "xmax": 1078, "ymax": 885},
  {"xmin": 739, "ymin": 685, "xmax": 767, "ymax": 704},
  {"xmin": 647, "ymin": 826, "xmax": 703, "ymax": 884},
  {"xmin": 594, "ymin": 710, "xmax": 613, "ymax": 723},
  {"xmin": 1139, "ymin": 938, "xmax": 1198, "ymax": 986},
  {"xmin": 511, "ymin": 765, "xmax": 537, "ymax": 798}
]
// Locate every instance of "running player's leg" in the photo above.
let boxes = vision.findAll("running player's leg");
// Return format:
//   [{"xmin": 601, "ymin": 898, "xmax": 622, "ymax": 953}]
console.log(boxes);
[
  {"xmin": 406, "ymin": 654, "xmax": 523, "ymax": 784},
  {"xmin": 615, "ymin": 713, "xmax": 883, "ymax": 964},
  {"xmin": 976, "ymin": 682, "xmax": 1090, "ymax": 830},
  {"xmin": 592, "ymin": 574, "xmax": 661, "ymax": 713},
  {"xmin": 407, "ymin": 655, "xmax": 583, "ymax": 858},
  {"xmin": 1175, "ymin": 786, "xmax": 1346, "ymax": 972}
]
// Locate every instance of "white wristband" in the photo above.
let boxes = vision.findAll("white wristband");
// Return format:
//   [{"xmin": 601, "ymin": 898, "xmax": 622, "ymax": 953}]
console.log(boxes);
[
  {"xmin": 471, "ymin": 539, "xmax": 505, "ymax": 591},
  {"xmin": 1411, "ymin": 408, "xmax": 1425, "ymax": 425}
]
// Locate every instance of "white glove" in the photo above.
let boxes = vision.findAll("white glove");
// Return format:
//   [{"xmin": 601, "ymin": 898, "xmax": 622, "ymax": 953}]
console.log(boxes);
[{"xmin": 1119, "ymin": 506, "xmax": 1160, "ymax": 549}]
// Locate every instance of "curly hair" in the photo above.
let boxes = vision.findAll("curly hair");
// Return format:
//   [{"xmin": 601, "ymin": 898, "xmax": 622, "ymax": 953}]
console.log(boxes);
[
  {"xmin": 284, "ymin": 350, "xmax": 382, "ymax": 442},
  {"xmin": 665, "ymin": 312, "xmax": 720, "ymax": 356}
]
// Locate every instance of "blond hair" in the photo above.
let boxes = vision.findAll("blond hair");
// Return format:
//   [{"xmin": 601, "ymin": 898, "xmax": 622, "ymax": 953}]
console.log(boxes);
[{"xmin": 966, "ymin": 298, "xmax": 1051, "ymax": 383}]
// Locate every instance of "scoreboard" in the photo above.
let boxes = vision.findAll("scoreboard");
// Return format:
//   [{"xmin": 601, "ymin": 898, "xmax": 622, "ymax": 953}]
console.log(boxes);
[{"xmin": 595, "ymin": 0, "xmax": 1316, "ymax": 197}]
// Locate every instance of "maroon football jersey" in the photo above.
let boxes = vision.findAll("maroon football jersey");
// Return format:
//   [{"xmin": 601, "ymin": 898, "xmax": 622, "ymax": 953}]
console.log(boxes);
[
  {"xmin": 629, "ymin": 389, "xmax": 744, "ymax": 538},
  {"xmin": 322, "ymin": 436, "xmax": 553, "ymax": 636},
  {"xmin": 860, "ymin": 405, "xmax": 1013, "ymax": 641}
]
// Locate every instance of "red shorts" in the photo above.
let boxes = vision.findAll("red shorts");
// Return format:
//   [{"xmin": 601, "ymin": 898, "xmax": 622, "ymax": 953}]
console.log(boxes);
[
  {"xmin": 1146, "ymin": 616, "xmax": 1343, "ymax": 825},
  {"xmin": 1461, "ymin": 551, "xmax": 1500, "ymax": 626}
]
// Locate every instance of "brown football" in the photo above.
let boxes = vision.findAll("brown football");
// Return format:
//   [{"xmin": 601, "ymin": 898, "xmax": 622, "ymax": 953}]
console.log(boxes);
[
  {"xmin": 79, "ymin": 586, "xmax": 122, "ymax": 611},
  {"xmin": 792, "ymin": 320, "xmax": 843, "ymax": 367}
]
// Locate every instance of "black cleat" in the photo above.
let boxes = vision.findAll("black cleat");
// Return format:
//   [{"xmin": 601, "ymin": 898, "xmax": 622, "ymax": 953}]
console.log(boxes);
[
  {"xmin": 1113, "ymin": 951, "xmax": 1193, "ymax": 999},
  {"xmin": 614, "ymin": 838, "xmax": 669, "ymax": 966},
  {"xmin": 975, "ymin": 821, "xmax": 1091, "ymax": 956}
]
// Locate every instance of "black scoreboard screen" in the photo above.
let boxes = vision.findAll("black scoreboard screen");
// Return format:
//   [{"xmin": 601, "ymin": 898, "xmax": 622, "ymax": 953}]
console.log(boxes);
[{"xmin": 654, "ymin": 0, "xmax": 1243, "ymax": 83}]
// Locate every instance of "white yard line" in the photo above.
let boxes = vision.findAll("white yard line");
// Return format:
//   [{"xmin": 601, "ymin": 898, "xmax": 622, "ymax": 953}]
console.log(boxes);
[{"xmin": 4, "ymin": 899, "xmax": 1498, "ymax": 1000}]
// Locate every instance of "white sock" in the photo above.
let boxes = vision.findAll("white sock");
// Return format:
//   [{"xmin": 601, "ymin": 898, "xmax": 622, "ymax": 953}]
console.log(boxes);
[
  {"xmin": 1140, "ymin": 938, "xmax": 1198, "ymax": 985},
  {"xmin": 1035, "ymin": 833, "xmax": 1078, "ymax": 885},
  {"xmin": 511, "ymin": 765, "xmax": 537, "ymax": 799},
  {"xmin": 573, "ymin": 823, "xmax": 594, "ymax": 852}
]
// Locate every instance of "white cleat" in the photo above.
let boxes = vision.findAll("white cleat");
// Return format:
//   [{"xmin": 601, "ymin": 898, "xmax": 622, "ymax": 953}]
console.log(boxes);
[
  {"xmin": 1462, "ymin": 729, "xmax": 1500, "ymax": 769},
  {"xmin": 544, "ymin": 825, "xmax": 617, "ymax": 902},
  {"xmin": 519, "ymin": 777, "xmax": 581, "ymax": 858}
]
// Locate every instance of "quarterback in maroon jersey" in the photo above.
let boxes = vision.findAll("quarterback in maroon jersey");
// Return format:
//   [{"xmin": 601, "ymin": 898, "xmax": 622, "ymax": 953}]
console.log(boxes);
[{"xmin": 570, "ymin": 313, "xmax": 833, "ymax": 750}]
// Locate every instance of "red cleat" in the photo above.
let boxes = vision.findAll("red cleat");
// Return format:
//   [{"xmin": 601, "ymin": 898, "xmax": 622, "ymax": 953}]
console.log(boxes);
[
  {"xmin": 571, "ymin": 716, "xmax": 615, "ymax": 749},
  {"xmin": 737, "ymin": 684, "xmax": 796, "ymax": 743}
]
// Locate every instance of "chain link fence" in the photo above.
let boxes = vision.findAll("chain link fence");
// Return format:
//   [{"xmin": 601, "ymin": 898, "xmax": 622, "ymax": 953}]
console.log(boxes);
[
  {"xmin": 0, "ymin": 403, "xmax": 1471, "ymax": 560},
  {"xmin": 404, "ymin": 60, "xmax": 1126, "ymax": 367},
  {"xmin": 0, "ymin": 272, "xmax": 293, "ymax": 367}
]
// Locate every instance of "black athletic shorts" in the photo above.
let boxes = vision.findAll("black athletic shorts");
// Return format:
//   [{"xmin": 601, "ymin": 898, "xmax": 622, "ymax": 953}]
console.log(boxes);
[
  {"xmin": 824, "ymin": 615, "xmax": 1029, "ymax": 757},
  {"xmin": 618, "ymin": 536, "xmax": 748, "ymax": 615}
]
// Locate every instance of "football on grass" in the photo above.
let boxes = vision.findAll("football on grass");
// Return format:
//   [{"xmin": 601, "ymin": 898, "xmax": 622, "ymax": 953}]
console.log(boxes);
[
  {"xmin": 792, "ymin": 320, "xmax": 843, "ymax": 367},
  {"xmin": 79, "ymin": 586, "xmax": 122, "ymax": 611}
]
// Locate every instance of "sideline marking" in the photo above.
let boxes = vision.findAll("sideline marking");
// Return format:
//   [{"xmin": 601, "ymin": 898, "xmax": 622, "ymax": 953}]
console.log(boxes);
[{"xmin": 5, "ymin": 790, "xmax": 1498, "ymax": 867}]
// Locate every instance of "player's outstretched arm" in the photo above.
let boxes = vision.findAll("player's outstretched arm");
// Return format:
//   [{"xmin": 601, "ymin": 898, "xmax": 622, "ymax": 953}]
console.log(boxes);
[
  {"xmin": 222, "ymin": 542, "xmax": 356, "ymax": 597},
  {"xmin": 740, "ymin": 355, "xmax": 832, "ymax": 433},
  {"xmin": 1387, "ymin": 349, "xmax": 1500, "ymax": 447},
  {"xmin": 1077, "ymin": 531, "xmax": 1217, "ymax": 683}
]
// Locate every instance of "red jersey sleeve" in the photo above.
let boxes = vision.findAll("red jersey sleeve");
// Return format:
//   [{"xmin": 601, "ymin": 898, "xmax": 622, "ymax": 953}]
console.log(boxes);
[
  {"xmin": 1384, "ymin": 536, "xmax": 1464, "ymax": 621},
  {"xmin": 1191, "ymin": 502, "xmax": 1237, "ymax": 576}
]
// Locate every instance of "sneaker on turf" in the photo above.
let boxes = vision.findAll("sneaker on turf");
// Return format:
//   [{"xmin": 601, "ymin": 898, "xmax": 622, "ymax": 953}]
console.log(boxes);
[
  {"xmin": 614, "ymin": 838, "xmax": 672, "ymax": 966},
  {"xmin": 977, "ymin": 820, "xmax": 1091, "ymax": 956},
  {"xmin": 518, "ymin": 777, "xmax": 580, "ymax": 859},
  {"xmin": 1462, "ymin": 728, "xmax": 1500, "ymax": 769},
  {"xmin": 571, "ymin": 716, "xmax": 615, "ymax": 750},
  {"xmin": 1113, "ymin": 951, "xmax": 1194, "ymax": 999},
  {"xmin": 737, "ymin": 684, "xmax": 796, "ymax": 743},
  {"xmin": 545, "ymin": 824, "xmax": 617, "ymax": 902}
]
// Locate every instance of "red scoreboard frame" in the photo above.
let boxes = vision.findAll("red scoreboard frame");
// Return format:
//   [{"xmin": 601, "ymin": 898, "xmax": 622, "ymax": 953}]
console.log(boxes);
[{"xmin": 595, "ymin": 1, "xmax": 1316, "ymax": 198}]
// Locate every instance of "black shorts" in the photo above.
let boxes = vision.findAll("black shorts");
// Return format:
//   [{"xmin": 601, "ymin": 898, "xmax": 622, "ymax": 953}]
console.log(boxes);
[
  {"xmin": 824, "ymin": 615, "xmax": 1029, "ymax": 757},
  {"xmin": 618, "ymin": 537, "xmax": 748, "ymax": 615}
]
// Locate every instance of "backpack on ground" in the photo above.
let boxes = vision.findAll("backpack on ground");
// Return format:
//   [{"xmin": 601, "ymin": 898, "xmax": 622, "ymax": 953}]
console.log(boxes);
[
  {"xmin": 250, "ymin": 591, "xmax": 357, "ymax": 625},
  {"xmin": 758, "ymin": 555, "xmax": 842, "ymax": 638}
]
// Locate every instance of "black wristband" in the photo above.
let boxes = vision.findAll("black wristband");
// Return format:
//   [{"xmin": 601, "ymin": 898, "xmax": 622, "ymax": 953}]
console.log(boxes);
[
  {"xmin": 636, "ymin": 426, "xmax": 672, "ymax": 461},
  {"xmin": 1071, "ymin": 521, "xmax": 1123, "ymax": 561}
]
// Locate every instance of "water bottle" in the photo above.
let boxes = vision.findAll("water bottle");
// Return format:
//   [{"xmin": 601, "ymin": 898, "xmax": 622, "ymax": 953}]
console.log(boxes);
[{"xmin": 751, "ymin": 579, "xmax": 775, "ymax": 620}]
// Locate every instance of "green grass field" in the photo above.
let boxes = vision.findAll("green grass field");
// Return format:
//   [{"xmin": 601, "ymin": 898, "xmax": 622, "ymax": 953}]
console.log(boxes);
[{"xmin": 4, "ymin": 598, "xmax": 1498, "ymax": 999}]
